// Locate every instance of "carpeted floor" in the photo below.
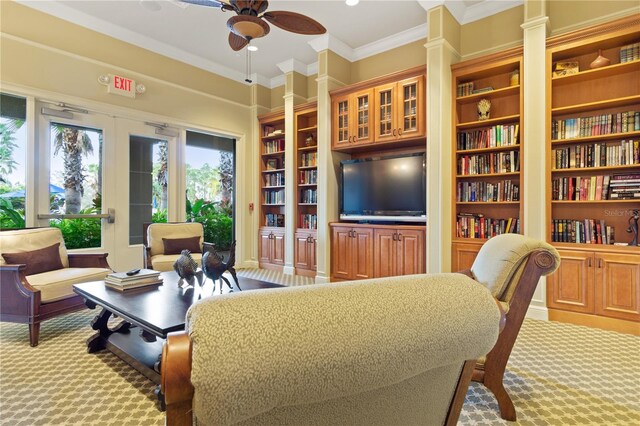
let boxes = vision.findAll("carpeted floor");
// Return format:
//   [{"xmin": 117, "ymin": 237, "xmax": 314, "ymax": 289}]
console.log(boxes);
[{"xmin": 1, "ymin": 269, "xmax": 638, "ymax": 425}]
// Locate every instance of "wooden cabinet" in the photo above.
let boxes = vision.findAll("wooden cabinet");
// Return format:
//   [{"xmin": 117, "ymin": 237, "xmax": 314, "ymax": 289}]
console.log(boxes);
[
  {"xmin": 545, "ymin": 16, "xmax": 640, "ymax": 334},
  {"xmin": 259, "ymin": 228, "xmax": 285, "ymax": 270},
  {"xmin": 331, "ymin": 66, "xmax": 426, "ymax": 152},
  {"xmin": 373, "ymin": 228, "xmax": 425, "ymax": 277},
  {"xmin": 330, "ymin": 223, "xmax": 425, "ymax": 281},
  {"xmin": 374, "ymin": 75, "xmax": 425, "ymax": 143},
  {"xmin": 294, "ymin": 230, "xmax": 317, "ymax": 277},
  {"xmin": 450, "ymin": 48, "xmax": 524, "ymax": 265},
  {"xmin": 332, "ymin": 88, "xmax": 374, "ymax": 150},
  {"xmin": 547, "ymin": 249, "xmax": 640, "ymax": 324},
  {"xmin": 331, "ymin": 225, "xmax": 374, "ymax": 281}
]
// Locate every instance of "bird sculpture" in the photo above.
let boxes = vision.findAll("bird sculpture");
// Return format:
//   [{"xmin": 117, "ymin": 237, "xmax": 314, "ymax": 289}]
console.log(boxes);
[
  {"xmin": 173, "ymin": 249, "xmax": 203, "ymax": 287},
  {"xmin": 202, "ymin": 241, "xmax": 240, "ymax": 293}
]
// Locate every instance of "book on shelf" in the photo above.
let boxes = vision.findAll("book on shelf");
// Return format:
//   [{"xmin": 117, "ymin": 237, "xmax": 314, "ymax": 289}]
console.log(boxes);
[
  {"xmin": 620, "ymin": 42, "xmax": 640, "ymax": 63},
  {"xmin": 551, "ymin": 219, "xmax": 615, "ymax": 244},
  {"xmin": 472, "ymin": 86, "xmax": 493, "ymax": 94},
  {"xmin": 456, "ymin": 213, "xmax": 519, "ymax": 239}
]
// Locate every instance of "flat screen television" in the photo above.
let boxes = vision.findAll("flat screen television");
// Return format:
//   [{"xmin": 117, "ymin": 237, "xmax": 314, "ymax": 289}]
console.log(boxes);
[{"xmin": 340, "ymin": 153, "xmax": 426, "ymax": 223}]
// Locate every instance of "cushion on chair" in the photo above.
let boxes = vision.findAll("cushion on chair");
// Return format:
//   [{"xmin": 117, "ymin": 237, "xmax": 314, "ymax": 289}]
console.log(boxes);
[
  {"xmin": 0, "ymin": 227, "xmax": 69, "ymax": 268},
  {"xmin": 470, "ymin": 233, "xmax": 560, "ymax": 300},
  {"xmin": 187, "ymin": 273, "xmax": 502, "ymax": 426},
  {"xmin": 162, "ymin": 236, "xmax": 202, "ymax": 255},
  {"xmin": 147, "ymin": 223, "xmax": 203, "ymax": 257},
  {"xmin": 26, "ymin": 267, "xmax": 110, "ymax": 303},
  {"xmin": 150, "ymin": 253, "xmax": 203, "ymax": 272},
  {"xmin": 2, "ymin": 243, "xmax": 64, "ymax": 276}
]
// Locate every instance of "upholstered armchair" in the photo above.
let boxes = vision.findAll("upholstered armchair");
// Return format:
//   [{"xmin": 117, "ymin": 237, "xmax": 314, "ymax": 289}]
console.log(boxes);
[
  {"xmin": 143, "ymin": 222, "xmax": 205, "ymax": 272},
  {"xmin": 161, "ymin": 274, "xmax": 505, "ymax": 426},
  {"xmin": 0, "ymin": 227, "xmax": 111, "ymax": 346},
  {"xmin": 458, "ymin": 233, "xmax": 561, "ymax": 421}
]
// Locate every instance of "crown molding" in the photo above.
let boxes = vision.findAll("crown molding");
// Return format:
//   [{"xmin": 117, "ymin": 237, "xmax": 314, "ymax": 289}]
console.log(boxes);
[
  {"xmin": 276, "ymin": 59, "xmax": 308, "ymax": 75},
  {"xmin": 308, "ymin": 34, "xmax": 355, "ymax": 62},
  {"xmin": 270, "ymin": 74, "xmax": 286, "ymax": 89},
  {"xmin": 352, "ymin": 23, "xmax": 427, "ymax": 61},
  {"xmin": 461, "ymin": 0, "xmax": 523, "ymax": 24}
]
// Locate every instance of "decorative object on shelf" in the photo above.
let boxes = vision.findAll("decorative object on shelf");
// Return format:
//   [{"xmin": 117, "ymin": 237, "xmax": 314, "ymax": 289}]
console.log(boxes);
[
  {"xmin": 509, "ymin": 69, "xmax": 520, "ymax": 86},
  {"xmin": 305, "ymin": 134, "xmax": 316, "ymax": 146},
  {"xmin": 590, "ymin": 49, "xmax": 611, "ymax": 69},
  {"xmin": 173, "ymin": 250, "xmax": 203, "ymax": 287},
  {"xmin": 477, "ymin": 98, "xmax": 491, "ymax": 120},
  {"xmin": 266, "ymin": 159, "xmax": 278, "ymax": 170},
  {"xmin": 552, "ymin": 61, "xmax": 579, "ymax": 77},
  {"xmin": 627, "ymin": 209, "xmax": 639, "ymax": 246},
  {"xmin": 202, "ymin": 241, "xmax": 241, "ymax": 293}
]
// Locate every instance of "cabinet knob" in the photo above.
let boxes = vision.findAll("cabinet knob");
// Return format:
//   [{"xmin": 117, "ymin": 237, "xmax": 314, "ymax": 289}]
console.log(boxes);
[
  {"xmin": 598, "ymin": 258, "xmax": 603, "ymax": 268},
  {"xmin": 398, "ymin": 128, "xmax": 402, "ymax": 135},
  {"xmin": 393, "ymin": 129, "xmax": 397, "ymax": 137},
  {"xmin": 397, "ymin": 233, "xmax": 402, "ymax": 240},
  {"xmin": 392, "ymin": 233, "xmax": 397, "ymax": 241},
  {"xmin": 588, "ymin": 258, "xmax": 592, "ymax": 267}
]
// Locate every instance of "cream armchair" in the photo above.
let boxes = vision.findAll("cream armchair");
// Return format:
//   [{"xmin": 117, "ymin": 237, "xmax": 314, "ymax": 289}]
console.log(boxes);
[
  {"xmin": 0, "ymin": 227, "xmax": 111, "ymax": 346},
  {"xmin": 143, "ymin": 222, "xmax": 205, "ymax": 272},
  {"xmin": 161, "ymin": 274, "xmax": 504, "ymax": 426}
]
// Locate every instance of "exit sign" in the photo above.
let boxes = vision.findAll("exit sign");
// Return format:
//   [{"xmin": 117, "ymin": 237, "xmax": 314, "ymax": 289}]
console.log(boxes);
[{"xmin": 107, "ymin": 74, "xmax": 136, "ymax": 98}]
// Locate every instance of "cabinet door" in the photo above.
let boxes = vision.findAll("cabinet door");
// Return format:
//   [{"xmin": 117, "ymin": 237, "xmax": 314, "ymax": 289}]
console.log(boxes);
[
  {"xmin": 396, "ymin": 75, "xmax": 424, "ymax": 141},
  {"xmin": 258, "ymin": 229, "xmax": 272, "ymax": 264},
  {"xmin": 310, "ymin": 235, "xmax": 317, "ymax": 271},
  {"xmin": 351, "ymin": 89, "xmax": 374, "ymax": 146},
  {"xmin": 353, "ymin": 227, "xmax": 374, "ymax": 279},
  {"xmin": 595, "ymin": 253, "xmax": 640, "ymax": 322},
  {"xmin": 397, "ymin": 229, "xmax": 425, "ymax": 276},
  {"xmin": 332, "ymin": 226, "xmax": 353, "ymax": 280},
  {"xmin": 546, "ymin": 250, "xmax": 594, "ymax": 314},
  {"xmin": 451, "ymin": 242, "xmax": 482, "ymax": 271},
  {"xmin": 374, "ymin": 82, "xmax": 397, "ymax": 143},
  {"xmin": 294, "ymin": 232, "xmax": 311, "ymax": 270},
  {"xmin": 374, "ymin": 228, "xmax": 397, "ymax": 278},
  {"xmin": 332, "ymin": 94, "xmax": 350, "ymax": 149},
  {"xmin": 271, "ymin": 230, "xmax": 285, "ymax": 266}
]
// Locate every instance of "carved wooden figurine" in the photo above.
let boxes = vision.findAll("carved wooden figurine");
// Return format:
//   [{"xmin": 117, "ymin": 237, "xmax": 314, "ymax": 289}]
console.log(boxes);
[
  {"xmin": 173, "ymin": 250, "xmax": 203, "ymax": 287},
  {"xmin": 202, "ymin": 241, "xmax": 240, "ymax": 293}
]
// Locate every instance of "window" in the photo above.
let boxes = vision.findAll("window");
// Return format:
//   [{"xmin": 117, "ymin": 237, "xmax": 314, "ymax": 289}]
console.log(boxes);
[
  {"xmin": 185, "ymin": 131, "xmax": 235, "ymax": 250},
  {"xmin": 0, "ymin": 93, "xmax": 27, "ymax": 229}
]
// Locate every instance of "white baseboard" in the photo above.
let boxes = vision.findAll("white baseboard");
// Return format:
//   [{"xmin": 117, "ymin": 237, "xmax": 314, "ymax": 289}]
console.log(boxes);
[
  {"xmin": 240, "ymin": 260, "xmax": 259, "ymax": 269},
  {"xmin": 314, "ymin": 275, "xmax": 331, "ymax": 284},
  {"xmin": 526, "ymin": 305, "xmax": 548, "ymax": 321},
  {"xmin": 283, "ymin": 266, "xmax": 295, "ymax": 275}
]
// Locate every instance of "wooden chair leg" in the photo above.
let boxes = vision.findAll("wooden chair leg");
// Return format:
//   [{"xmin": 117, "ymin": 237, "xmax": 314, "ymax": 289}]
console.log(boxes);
[
  {"xmin": 29, "ymin": 322, "xmax": 41, "ymax": 347},
  {"xmin": 484, "ymin": 375, "xmax": 516, "ymax": 421}
]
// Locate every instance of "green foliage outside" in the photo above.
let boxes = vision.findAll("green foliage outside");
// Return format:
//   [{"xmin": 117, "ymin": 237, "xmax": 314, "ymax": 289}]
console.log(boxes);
[
  {"xmin": 151, "ymin": 209, "xmax": 167, "ymax": 223},
  {"xmin": 0, "ymin": 198, "xmax": 25, "ymax": 229},
  {"xmin": 50, "ymin": 207, "xmax": 101, "ymax": 249},
  {"xmin": 185, "ymin": 197, "xmax": 233, "ymax": 250}
]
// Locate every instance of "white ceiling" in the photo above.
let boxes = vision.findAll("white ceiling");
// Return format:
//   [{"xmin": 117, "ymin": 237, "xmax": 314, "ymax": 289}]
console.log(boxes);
[{"xmin": 19, "ymin": 0, "xmax": 523, "ymax": 87}]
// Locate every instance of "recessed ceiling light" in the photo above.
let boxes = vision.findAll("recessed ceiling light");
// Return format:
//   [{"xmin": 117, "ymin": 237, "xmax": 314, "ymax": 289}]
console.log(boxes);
[
  {"xmin": 248, "ymin": 45, "xmax": 258, "ymax": 52},
  {"xmin": 345, "ymin": 0, "xmax": 359, "ymax": 6}
]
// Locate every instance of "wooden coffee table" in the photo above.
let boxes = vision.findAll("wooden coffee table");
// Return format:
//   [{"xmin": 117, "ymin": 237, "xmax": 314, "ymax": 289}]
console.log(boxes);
[{"xmin": 73, "ymin": 271, "xmax": 283, "ymax": 384}]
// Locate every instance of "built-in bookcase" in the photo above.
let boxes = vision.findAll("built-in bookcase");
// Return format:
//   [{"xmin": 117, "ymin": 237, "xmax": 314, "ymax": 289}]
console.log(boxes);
[
  {"xmin": 450, "ymin": 48, "xmax": 524, "ymax": 270},
  {"xmin": 294, "ymin": 102, "xmax": 318, "ymax": 276}
]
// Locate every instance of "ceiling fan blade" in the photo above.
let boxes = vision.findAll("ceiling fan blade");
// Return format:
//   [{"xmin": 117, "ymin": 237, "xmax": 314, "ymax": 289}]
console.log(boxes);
[
  {"xmin": 180, "ymin": 0, "xmax": 236, "ymax": 12},
  {"xmin": 228, "ymin": 32, "xmax": 249, "ymax": 51},
  {"xmin": 262, "ymin": 11, "xmax": 326, "ymax": 35}
]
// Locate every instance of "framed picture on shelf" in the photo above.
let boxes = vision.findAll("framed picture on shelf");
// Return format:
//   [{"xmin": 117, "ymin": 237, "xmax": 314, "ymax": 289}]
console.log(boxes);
[
  {"xmin": 266, "ymin": 159, "xmax": 279, "ymax": 170},
  {"xmin": 552, "ymin": 61, "xmax": 579, "ymax": 77}
]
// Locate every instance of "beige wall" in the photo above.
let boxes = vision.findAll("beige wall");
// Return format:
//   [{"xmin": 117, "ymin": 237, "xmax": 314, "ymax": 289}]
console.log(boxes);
[
  {"xmin": 270, "ymin": 85, "xmax": 285, "ymax": 110},
  {"xmin": 307, "ymin": 74, "xmax": 318, "ymax": 100},
  {"xmin": 549, "ymin": 0, "xmax": 639, "ymax": 34},
  {"xmin": 460, "ymin": 6, "xmax": 524, "ymax": 58},
  {"xmin": 350, "ymin": 39, "xmax": 427, "ymax": 83}
]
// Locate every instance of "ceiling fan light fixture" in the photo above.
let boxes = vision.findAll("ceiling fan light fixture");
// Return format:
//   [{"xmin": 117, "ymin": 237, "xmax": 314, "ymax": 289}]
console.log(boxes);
[
  {"xmin": 227, "ymin": 15, "xmax": 270, "ymax": 40},
  {"xmin": 345, "ymin": 0, "xmax": 359, "ymax": 6},
  {"xmin": 247, "ymin": 45, "xmax": 258, "ymax": 52}
]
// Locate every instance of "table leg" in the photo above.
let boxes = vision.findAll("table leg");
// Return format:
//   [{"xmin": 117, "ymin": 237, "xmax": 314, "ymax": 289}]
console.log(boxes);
[{"xmin": 86, "ymin": 307, "xmax": 132, "ymax": 353}]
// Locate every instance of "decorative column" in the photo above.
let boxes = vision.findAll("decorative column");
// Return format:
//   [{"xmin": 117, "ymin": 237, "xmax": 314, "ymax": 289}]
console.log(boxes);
[
  {"xmin": 424, "ymin": 5, "xmax": 460, "ymax": 273},
  {"xmin": 522, "ymin": 0, "xmax": 550, "ymax": 319}
]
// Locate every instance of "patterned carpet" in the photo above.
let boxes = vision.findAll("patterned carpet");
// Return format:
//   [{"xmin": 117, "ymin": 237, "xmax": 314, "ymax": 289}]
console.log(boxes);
[{"xmin": 0, "ymin": 268, "xmax": 638, "ymax": 425}]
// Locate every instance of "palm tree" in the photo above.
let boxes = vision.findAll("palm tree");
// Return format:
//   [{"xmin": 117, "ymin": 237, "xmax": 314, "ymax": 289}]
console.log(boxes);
[
  {"xmin": 0, "ymin": 119, "xmax": 24, "ymax": 183},
  {"xmin": 156, "ymin": 141, "xmax": 168, "ymax": 211},
  {"xmin": 53, "ymin": 126, "xmax": 93, "ymax": 214}
]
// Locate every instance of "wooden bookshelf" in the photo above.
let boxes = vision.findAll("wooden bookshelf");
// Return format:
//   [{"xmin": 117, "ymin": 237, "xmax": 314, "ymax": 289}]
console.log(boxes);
[
  {"xmin": 258, "ymin": 110, "xmax": 286, "ymax": 271},
  {"xmin": 294, "ymin": 102, "xmax": 318, "ymax": 277},
  {"xmin": 450, "ymin": 47, "xmax": 524, "ymax": 270},
  {"xmin": 545, "ymin": 15, "xmax": 640, "ymax": 332}
]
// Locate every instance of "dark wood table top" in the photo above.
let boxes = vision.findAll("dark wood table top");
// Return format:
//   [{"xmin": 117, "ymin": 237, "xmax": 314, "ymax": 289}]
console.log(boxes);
[{"xmin": 73, "ymin": 271, "xmax": 283, "ymax": 338}]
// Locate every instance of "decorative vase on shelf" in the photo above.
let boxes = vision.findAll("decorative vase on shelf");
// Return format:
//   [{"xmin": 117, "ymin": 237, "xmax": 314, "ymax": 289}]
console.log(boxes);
[{"xmin": 590, "ymin": 49, "xmax": 610, "ymax": 69}]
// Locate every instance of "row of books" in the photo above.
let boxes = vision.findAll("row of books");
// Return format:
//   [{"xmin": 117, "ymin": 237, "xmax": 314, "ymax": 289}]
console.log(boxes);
[
  {"xmin": 552, "ymin": 174, "xmax": 640, "ymax": 201},
  {"xmin": 457, "ymin": 180, "xmax": 520, "ymax": 203},
  {"xmin": 264, "ymin": 172, "xmax": 284, "ymax": 187},
  {"xmin": 300, "ymin": 152, "xmax": 317, "ymax": 167},
  {"xmin": 300, "ymin": 189, "xmax": 317, "ymax": 204},
  {"xmin": 299, "ymin": 169, "xmax": 317, "ymax": 185},
  {"xmin": 456, "ymin": 124, "xmax": 519, "ymax": 150},
  {"xmin": 456, "ymin": 214, "xmax": 520, "ymax": 239},
  {"xmin": 263, "ymin": 138, "xmax": 285, "ymax": 154},
  {"xmin": 457, "ymin": 150, "xmax": 520, "ymax": 175},
  {"xmin": 300, "ymin": 214, "xmax": 318, "ymax": 230},
  {"xmin": 105, "ymin": 269, "xmax": 162, "ymax": 291},
  {"xmin": 264, "ymin": 189, "xmax": 284, "ymax": 204},
  {"xmin": 265, "ymin": 213, "xmax": 284, "ymax": 227},
  {"xmin": 457, "ymin": 82, "xmax": 476, "ymax": 97},
  {"xmin": 551, "ymin": 219, "xmax": 615, "ymax": 245},
  {"xmin": 620, "ymin": 42, "xmax": 640, "ymax": 63},
  {"xmin": 551, "ymin": 111, "xmax": 639, "ymax": 140},
  {"xmin": 552, "ymin": 140, "xmax": 639, "ymax": 169}
]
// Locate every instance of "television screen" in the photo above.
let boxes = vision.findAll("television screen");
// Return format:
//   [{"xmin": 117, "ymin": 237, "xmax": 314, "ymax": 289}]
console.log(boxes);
[{"xmin": 341, "ymin": 153, "xmax": 425, "ymax": 220}]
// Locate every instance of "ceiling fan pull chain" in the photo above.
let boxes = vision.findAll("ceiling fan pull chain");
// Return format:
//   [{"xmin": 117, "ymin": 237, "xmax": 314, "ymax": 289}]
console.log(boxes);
[{"xmin": 245, "ymin": 47, "xmax": 252, "ymax": 83}]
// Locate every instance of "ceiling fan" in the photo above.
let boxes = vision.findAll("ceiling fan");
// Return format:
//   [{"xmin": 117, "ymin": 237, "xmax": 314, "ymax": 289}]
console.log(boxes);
[{"xmin": 181, "ymin": 0, "xmax": 327, "ymax": 51}]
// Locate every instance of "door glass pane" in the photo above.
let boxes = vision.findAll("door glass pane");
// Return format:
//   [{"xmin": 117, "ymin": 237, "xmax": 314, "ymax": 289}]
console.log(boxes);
[
  {"xmin": 379, "ymin": 90, "xmax": 392, "ymax": 136},
  {"xmin": 0, "ymin": 93, "xmax": 27, "ymax": 229},
  {"xmin": 129, "ymin": 136, "xmax": 168, "ymax": 245},
  {"xmin": 186, "ymin": 131, "xmax": 235, "ymax": 252},
  {"xmin": 358, "ymin": 95, "xmax": 369, "ymax": 139},
  {"xmin": 49, "ymin": 123, "xmax": 102, "ymax": 248}
]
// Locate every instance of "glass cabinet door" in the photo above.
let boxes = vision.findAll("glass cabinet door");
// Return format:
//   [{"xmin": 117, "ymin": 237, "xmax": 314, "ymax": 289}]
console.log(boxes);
[
  {"xmin": 333, "ymin": 95, "xmax": 350, "ymax": 148},
  {"xmin": 397, "ymin": 76, "xmax": 424, "ymax": 140},
  {"xmin": 374, "ymin": 82, "xmax": 397, "ymax": 142},
  {"xmin": 352, "ymin": 89, "xmax": 373, "ymax": 145}
]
